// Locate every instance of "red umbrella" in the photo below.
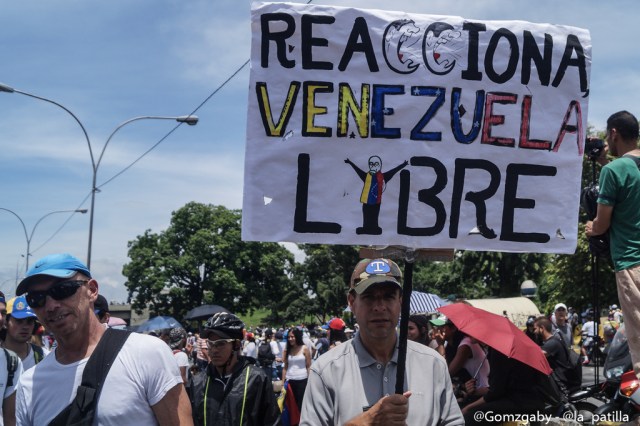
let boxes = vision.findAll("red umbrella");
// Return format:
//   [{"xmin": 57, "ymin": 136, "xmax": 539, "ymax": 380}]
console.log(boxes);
[{"xmin": 437, "ymin": 303, "xmax": 551, "ymax": 375}]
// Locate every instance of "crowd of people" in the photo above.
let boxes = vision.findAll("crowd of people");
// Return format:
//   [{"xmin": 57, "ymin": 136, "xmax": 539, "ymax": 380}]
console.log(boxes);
[
  {"xmin": 0, "ymin": 250, "xmax": 628, "ymax": 425},
  {"xmin": 3, "ymin": 108, "xmax": 639, "ymax": 425}
]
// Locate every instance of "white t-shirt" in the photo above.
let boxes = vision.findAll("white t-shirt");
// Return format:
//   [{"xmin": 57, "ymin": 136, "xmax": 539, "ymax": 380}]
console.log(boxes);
[
  {"xmin": 459, "ymin": 336, "xmax": 490, "ymax": 389},
  {"xmin": 173, "ymin": 350, "xmax": 190, "ymax": 383},
  {"xmin": 270, "ymin": 340, "xmax": 281, "ymax": 357},
  {"xmin": 275, "ymin": 341, "xmax": 286, "ymax": 367},
  {"xmin": 582, "ymin": 321, "xmax": 596, "ymax": 338},
  {"xmin": 21, "ymin": 345, "xmax": 51, "ymax": 372},
  {"xmin": 243, "ymin": 341, "xmax": 258, "ymax": 359},
  {"xmin": 16, "ymin": 332, "xmax": 183, "ymax": 426},
  {"xmin": 173, "ymin": 350, "xmax": 190, "ymax": 369}
]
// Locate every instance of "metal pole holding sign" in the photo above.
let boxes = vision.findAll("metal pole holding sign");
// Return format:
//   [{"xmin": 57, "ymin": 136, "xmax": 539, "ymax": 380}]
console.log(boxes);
[
  {"xmin": 359, "ymin": 246, "xmax": 453, "ymax": 394},
  {"xmin": 396, "ymin": 258, "xmax": 414, "ymax": 394}
]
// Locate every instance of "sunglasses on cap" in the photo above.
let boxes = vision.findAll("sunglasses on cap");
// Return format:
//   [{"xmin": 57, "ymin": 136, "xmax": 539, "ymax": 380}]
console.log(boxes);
[{"xmin": 26, "ymin": 280, "xmax": 89, "ymax": 308}]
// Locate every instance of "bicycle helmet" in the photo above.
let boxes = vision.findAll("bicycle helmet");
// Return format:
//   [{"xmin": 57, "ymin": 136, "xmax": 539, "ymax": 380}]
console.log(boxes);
[{"xmin": 203, "ymin": 312, "xmax": 245, "ymax": 340}]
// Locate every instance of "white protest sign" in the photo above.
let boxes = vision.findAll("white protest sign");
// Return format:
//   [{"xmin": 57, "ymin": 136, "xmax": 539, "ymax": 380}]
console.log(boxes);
[{"xmin": 242, "ymin": 2, "xmax": 591, "ymax": 254}]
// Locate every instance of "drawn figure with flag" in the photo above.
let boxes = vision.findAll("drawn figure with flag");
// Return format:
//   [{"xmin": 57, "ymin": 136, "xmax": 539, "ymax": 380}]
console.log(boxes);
[{"xmin": 345, "ymin": 156, "xmax": 408, "ymax": 235}]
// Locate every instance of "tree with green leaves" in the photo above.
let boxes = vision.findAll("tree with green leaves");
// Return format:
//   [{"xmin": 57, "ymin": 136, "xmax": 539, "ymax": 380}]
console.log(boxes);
[
  {"xmin": 295, "ymin": 244, "xmax": 360, "ymax": 323},
  {"xmin": 412, "ymin": 251, "xmax": 548, "ymax": 300},
  {"xmin": 123, "ymin": 202, "xmax": 294, "ymax": 320}
]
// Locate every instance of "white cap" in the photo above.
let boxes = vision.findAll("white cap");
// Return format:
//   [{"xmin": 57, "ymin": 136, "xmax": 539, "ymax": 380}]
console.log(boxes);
[{"xmin": 554, "ymin": 303, "xmax": 567, "ymax": 312}]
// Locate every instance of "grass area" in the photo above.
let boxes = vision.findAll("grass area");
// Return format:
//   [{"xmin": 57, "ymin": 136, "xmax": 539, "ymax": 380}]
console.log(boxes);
[
  {"xmin": 238, "ymin": 308, "xmax": 270, "ymax": 329},
  {"xmin": 238, "ymin": 309, "xmax": 320, "ymax": 330}
]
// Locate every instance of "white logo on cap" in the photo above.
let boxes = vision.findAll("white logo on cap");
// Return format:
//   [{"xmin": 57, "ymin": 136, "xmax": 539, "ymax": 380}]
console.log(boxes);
[{"xmin": 367, "ymin": 260, "xmax": 390, "ymax": 275}]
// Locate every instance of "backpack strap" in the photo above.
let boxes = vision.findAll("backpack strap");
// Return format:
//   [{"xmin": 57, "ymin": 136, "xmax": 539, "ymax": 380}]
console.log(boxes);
[
  {"xmin": 31, "ymin": 343, "xmax": 44, "ymax": 364},
  {"xmin": 4, "ymin": 348, "xmax": 18, "ymax": 387},
  {"xmin": 623, "ymin": 154, "xmax": 640, "ymax": 168}
]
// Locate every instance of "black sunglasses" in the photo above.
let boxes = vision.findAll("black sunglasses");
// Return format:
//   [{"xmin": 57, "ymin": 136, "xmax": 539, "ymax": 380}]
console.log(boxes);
[{"xmin": 26, "ymin": 280, "xmax": 89, "ymax": 308}]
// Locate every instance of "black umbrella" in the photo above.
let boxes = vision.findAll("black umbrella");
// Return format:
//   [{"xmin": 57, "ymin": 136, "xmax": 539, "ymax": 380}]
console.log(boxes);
[{"xmin": 183, "ymin": 304, "xmax": 230, "ymax": 321}]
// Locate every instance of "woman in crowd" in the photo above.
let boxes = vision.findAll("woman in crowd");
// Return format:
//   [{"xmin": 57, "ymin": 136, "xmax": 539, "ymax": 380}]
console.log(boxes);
[
  {"xmin": 407, "ymin": 314, "xmax": 430, "ymax": 345},
  {"xmin": 432, "ymin": 315, "xmax": 489, "ymax": 406},
  {"xmin": 432, "ymin": 316, "xmax": 467, "ymax": 375},
  {"xmin": 282, "ymin": 327, "xmax": 311, "ymax": 423}
]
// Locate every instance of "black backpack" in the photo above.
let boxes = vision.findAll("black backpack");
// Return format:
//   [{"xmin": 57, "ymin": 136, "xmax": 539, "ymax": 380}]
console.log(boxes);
[
  {"xmin": 257, "ymin": 340, "xmax": 275, "ymax": 365},
  {"xmin": 316, "ymin": 338, "xmax": 329, "ymax": 357},
  {"xmin": 4, "ymin": 349, "xmax": 18, "ymax": 387}
]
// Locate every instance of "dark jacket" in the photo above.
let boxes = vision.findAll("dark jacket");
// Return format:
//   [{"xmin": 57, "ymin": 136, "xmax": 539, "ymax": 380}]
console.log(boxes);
[
  {"xmin": 541, "ymin": 335, "xmax": 581, "ymax": 391},
  {"xmin": 484, "ymin": 349, "xmax": 545, "ymax": 411},
  {"xmin": 190, "ymin": 356, "xmax": 281, "ymax": 426}
]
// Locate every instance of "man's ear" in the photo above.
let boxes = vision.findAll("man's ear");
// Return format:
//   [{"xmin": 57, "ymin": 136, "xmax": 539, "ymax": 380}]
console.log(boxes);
[
  {"xmin": 87, "ymin": 279, "xmax": 99, "ymax": 302},
  {"xmin": 347, "ymin": 292, "xmax": 355, "ymax": 309}
]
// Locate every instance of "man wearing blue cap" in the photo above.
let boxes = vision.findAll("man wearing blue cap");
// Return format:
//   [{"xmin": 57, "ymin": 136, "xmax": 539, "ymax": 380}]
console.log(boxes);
[
  {"xmin": 3, "ymin": 296, "xmax": 48, "ymax": 371},
  {"xmin": 15, "ymin": 253, "xmax": 193, "ymax": 425}
]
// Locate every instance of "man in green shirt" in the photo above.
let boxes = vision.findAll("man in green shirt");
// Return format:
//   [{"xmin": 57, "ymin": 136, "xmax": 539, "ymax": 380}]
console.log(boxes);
[{"xmin": 586, "ymin": 110, "xmax": 640, "ymax": 378}]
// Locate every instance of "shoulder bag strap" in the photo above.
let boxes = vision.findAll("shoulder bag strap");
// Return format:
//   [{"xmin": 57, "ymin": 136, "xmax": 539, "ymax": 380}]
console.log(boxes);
[
  {"xmin": 81, "ymin": 328, "xmax": 131, "ymax": 390},
  {"xmin": 48, "ymin": 328, "xmax": 131, "ymax": 426},
  {"xmin": 623, "ymin": 154, "xmax": 640, "ymax": 169},
  {"xmin": 31, "ymin": 343, "xmax": 44, "ymax": 364}
]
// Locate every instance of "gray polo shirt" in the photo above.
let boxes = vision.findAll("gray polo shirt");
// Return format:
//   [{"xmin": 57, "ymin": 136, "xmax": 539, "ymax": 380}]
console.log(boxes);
[{"xmin": 300, "ymin": 333, "xmax": 463, "ymax": 425}]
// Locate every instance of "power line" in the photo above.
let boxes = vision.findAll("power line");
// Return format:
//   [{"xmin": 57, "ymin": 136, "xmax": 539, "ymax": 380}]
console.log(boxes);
[
  {"xmin": 30, "ymin": 0, "xmax": 318, "ymax": 255},
  {"xmin": 31, "ymin": 59, "xmax": 251, "ymax": 258},
  {"xmin": 99, "ymin": 59, "xmax": 250, "ymax": 190}
]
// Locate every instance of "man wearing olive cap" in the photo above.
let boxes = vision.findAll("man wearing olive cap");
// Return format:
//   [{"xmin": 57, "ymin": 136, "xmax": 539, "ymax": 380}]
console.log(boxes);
[{"xmin": 300, "ymin": 258, "xmax": 463, "ymax": 425}]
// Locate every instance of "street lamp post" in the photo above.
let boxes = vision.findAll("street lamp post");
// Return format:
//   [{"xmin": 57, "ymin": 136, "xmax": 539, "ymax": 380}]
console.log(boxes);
[
  {"xmin": 0, "ymin": 83, "xmax": 198, "ymax": 268},
  {"xmin": 0, "ymin": 208, "xmax": 88, "ymax": 271}
]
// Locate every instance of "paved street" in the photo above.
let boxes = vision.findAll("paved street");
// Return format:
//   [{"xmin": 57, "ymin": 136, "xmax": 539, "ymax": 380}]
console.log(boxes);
[{"xmin": 582, "ymin": 364, "xmax": 606, "ymax": 387}]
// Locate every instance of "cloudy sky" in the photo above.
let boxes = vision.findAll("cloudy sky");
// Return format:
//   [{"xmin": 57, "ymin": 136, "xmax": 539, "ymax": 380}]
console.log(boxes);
[{"xmin": 0, "ymin": 0, "xmax": 637, "ymax": 302}]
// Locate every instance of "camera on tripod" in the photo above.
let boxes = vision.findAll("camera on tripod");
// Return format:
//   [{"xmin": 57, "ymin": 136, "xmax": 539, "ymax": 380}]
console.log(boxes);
[
  {"xmin": 585, "ymin": 137, "xmax": 605, "ymax": 160},
  {"xmin": 581, "ymin": 136, "xmax": 610, "ymax": 258}
]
